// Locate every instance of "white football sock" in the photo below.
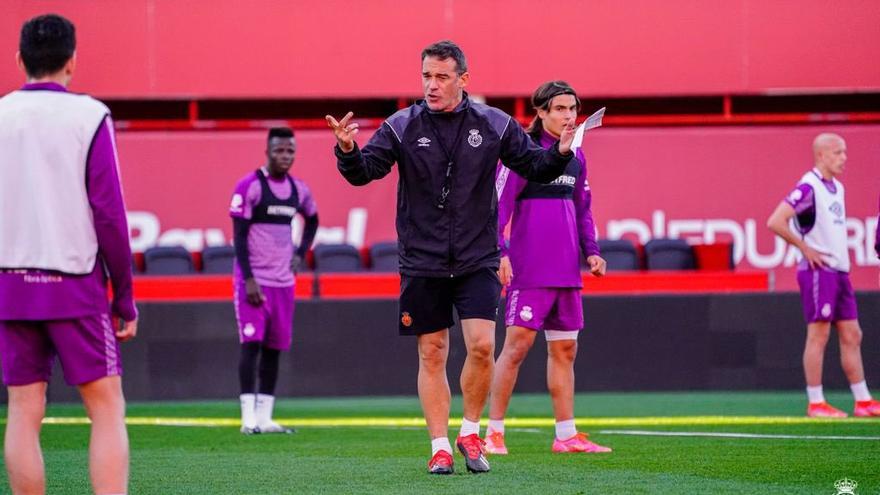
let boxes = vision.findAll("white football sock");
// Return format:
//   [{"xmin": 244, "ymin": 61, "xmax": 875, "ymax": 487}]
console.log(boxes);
[
  {"xmin": 431, "ymin": 437, "xmax": 452, "ymax": 456},
  {"xmin": 850, "ymin": 381, "xmax": 872, "ymax": 402},
  {"xmin": 555, "ymin": 419, "xmax": 577, "ymax": 440},
  {"xmin": 459, "ymin": 418, "xmax": 481, "ymax": 437},
  {"xmin": 806, "ymin": 385, "xmax": 825, "ymax": 404},
  {"xmin": 487, "ymin": 419, "xmax": 505, "ymax": 434},
  {"xmin": 255, "ymin": 394, "xmax": 275, "ymax": 426},
  {"xmin": 240, "ymin": 394, "xmax": 256, "ymax": 428}
]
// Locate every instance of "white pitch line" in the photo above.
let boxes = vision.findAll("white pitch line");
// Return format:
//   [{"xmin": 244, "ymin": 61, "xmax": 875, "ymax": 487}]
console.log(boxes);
[
  {"xmin": 29, "ymin": 415, "xmax": 879, "ymax": 429},
  {"xmin": 598, "ymin": 430, "xmax": 880, "ymax": 441}
]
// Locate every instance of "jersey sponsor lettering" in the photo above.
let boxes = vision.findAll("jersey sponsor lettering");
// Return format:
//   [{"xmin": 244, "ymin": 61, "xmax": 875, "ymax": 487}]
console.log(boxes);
[
  {"xmin": 266, "ymin": 205, "xmax": 297, "ymax": 217},
  {"xmin": 549, "ymin": 175, "xmax": 577, "ymax": 187}
]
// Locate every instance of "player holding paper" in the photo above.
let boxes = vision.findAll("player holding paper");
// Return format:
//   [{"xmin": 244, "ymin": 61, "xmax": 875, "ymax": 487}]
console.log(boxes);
[{"xmin": 486, "ymin": 81, "xmax": 611, "ymax": 454}]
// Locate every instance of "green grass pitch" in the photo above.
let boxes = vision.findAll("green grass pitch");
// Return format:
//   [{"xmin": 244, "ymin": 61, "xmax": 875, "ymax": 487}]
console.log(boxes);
[{"xmin": 1, "ymin": 391, "xmax": 878, "ymax": 494}]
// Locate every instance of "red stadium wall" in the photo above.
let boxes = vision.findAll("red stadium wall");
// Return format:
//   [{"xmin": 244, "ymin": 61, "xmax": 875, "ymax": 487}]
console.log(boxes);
[
  {"xmin": 117, "ymin": 124, "xmax": 880, "ymax": 291},
  {"xmin": 3, "ymin": 0, "xmax": 880, "ymax": 98}
]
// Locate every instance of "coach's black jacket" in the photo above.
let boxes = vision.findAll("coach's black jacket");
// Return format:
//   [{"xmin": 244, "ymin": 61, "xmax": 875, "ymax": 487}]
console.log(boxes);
[{"xmin": 336, "ymin": 95, "xmax": 571, "ymax": 277}]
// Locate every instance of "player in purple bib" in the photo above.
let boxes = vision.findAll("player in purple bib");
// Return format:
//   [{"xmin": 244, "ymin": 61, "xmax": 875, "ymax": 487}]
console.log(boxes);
[
  {"xmin": 229, "ymin": 127, "xmax": 318, "ymax": 434},
  {"xmin": 486, "ymin": 81, "xmax": 612, "ymax": 454},
  {"xmin": 0, "ymin": 15, "xmax": 137, "ymax": 494},
  {"xmin": 767, "ymin": 133, "xmax": 880, "ymax": 418}
]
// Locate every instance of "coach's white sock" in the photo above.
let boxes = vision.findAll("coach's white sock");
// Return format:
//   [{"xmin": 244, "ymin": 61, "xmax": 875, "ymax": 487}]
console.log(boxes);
[
  {"xmin": 850, "ymin": 381, "xmax": 872, "ymax": 402},
  {"xmin": 806, "ymin": 385, "xmax": 825, "ymax": 404},
  {"xmin": 487, "ymin": 419, "xmax": 505, "ymax": 434},
  {"xmin": 255, "ymin": 394, "xmax": 275, "ymax": 426},
  {"xmin": 240, "ymin": 394, "xmax": 256, "ymax": 428},
  {"xmin": 431, "ymin": 437, "xmax": 452, "ymax": 456},
  {"xmin": 459, "ymin": 418, "xmax": 481, "ymax": 437},
  {"xmin": 555, "ymin": 419, "xmax": 577, "ymax": 440}
]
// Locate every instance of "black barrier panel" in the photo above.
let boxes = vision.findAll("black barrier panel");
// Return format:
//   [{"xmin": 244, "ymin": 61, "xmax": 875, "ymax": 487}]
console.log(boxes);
[{"xmin": 8, "ymin": 292, "xmax": 876, "ymax": 403}]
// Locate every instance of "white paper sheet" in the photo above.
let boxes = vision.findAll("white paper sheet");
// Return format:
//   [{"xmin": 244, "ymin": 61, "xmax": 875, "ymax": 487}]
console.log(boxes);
[{"xmin": 570, "ymin": 106, "xmax": 606, "ymax": 151}]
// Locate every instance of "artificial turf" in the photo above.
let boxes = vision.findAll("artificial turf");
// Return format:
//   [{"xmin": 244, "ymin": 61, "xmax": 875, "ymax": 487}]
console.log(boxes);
[{"xmin": 1, "ymin": 391, "xmax": 877, "ymax": 494}]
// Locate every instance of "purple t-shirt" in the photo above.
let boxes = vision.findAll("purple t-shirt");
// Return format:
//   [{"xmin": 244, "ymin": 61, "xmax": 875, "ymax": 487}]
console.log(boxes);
[
  {"xmin": 496, "ymin": 131, "xmax": 599, "ymax": 289},
  {"xmin": 785, "ymin": 182, "xmax": 817, "ymax": 238},
  {"xmin": 229, "ymin": 170, "xmax": 317, "ymax": 287},
  {"xmin": 785, "ymin": 183, "xmax": 815, "ymax": 215},
  {"xmin": 0, "ymin": 83, "xmax": 136, "ymax": 321},
  {"xmin": 784, "ymin": 173, "xmax": 838, "ymax": 224}
]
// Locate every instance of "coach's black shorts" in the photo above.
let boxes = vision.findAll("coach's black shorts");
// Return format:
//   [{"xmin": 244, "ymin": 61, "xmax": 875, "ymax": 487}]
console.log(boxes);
[{"xmin": 398, "ymin": 267, "xmax": 502, "ymax": 336}]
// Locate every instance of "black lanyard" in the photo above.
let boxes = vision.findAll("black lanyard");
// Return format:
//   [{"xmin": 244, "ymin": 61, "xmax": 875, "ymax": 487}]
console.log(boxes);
[{"xmin": 425, "ymin": 110, "xmax": 467, "ymax": 209}]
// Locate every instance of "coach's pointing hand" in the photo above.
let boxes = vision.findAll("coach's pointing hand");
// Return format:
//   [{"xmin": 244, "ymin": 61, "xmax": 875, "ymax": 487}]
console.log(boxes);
[{"xmin": 326, "ymin": 112, "xmax": 359, "ymax": 153}]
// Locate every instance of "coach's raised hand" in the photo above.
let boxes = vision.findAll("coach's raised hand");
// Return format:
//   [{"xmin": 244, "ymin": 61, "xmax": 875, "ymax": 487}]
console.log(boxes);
[{"xmin": 325, "ymin": 111, "xmax": 359, "ymax": 153}]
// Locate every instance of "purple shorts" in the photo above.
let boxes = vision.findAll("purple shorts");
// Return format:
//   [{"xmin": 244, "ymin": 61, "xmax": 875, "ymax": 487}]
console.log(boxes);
[
  {"xmin": 234, "ymin": 283, "xmax": 294, "ymax": 350},
  {"xmin": 0, "ymin": 314, "xmax": 122, "ymax": 386},
  {"xmin": 504, "ymin": 288, "xmax": 583, "ymax": 332},
  {"xmin": 797, "ymin": 269, "xmax": 858, "ymax": 323}
]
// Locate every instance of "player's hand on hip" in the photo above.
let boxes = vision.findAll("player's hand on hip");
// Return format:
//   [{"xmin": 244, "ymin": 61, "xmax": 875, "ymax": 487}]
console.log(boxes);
[
  {"xmin": 325, "ymin": 111, "xmax": 359, "ymax": 153},
  {"xmin": 115, "ymin": 317, "xmax": 137, "ymax": 342},
  {"xmin": 498, "ymin": 255, "xmax": 513, "ymax": 286},
  {"xmin": 246, "ymin": 278, "xmax": 266, "ymax": 306},
  {"xmin": 558, "ymin": 122, "xmax": 576, "ymax": 155},
  {"xmin": 587, "ymin": 255, "xmax": 606, "ymax": 277},
  {"xmin": 801, "ymin": 245, "xmax": 828, "ymax": 270}
]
